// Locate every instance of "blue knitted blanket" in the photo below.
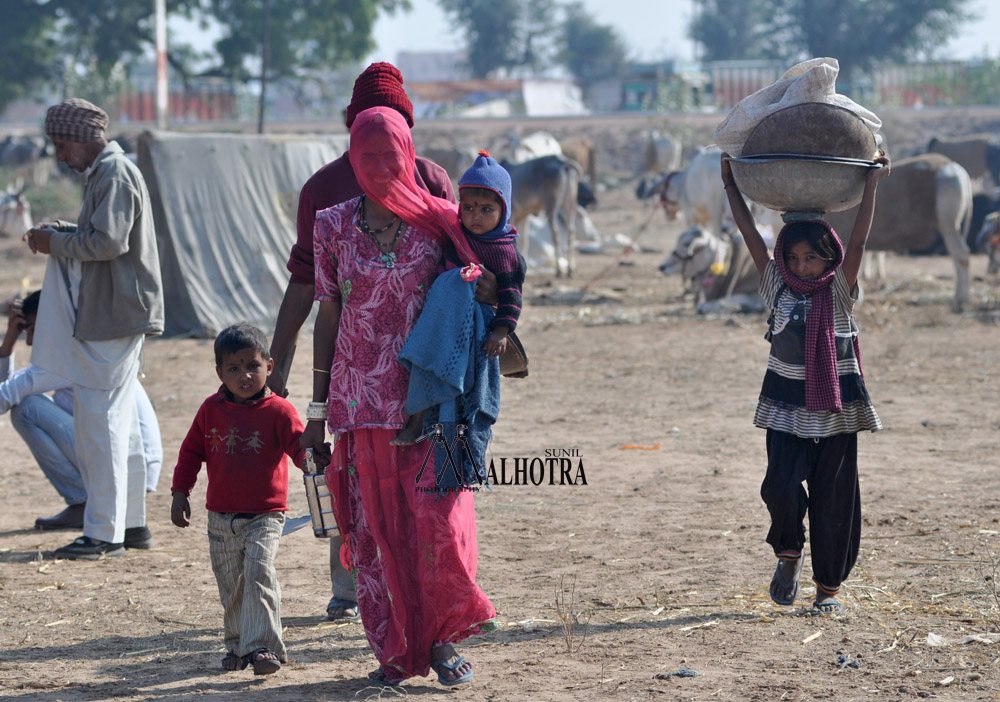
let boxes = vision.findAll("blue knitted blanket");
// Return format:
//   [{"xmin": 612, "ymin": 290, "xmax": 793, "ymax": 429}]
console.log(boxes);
[{"xmin": 399, "ymin": 268, "xmax": 500, "ymax": 487}]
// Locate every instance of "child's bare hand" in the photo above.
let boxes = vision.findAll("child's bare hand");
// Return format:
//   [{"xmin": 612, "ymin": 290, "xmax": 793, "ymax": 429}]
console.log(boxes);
[
  {"xmin": 720, "ymin": 152, "xmax": 736, "ymax": 187},
  {"xmin": 483, "ymin": 333, "xmax": 507, "ymax": 357},
  {"xmin": 474, "ymin": 266, "xmax": 498, "ymax": 306},
  {"xmin": 869, "ymin": 155, "xmax": 891, "ymax": 183},
  {"xmin": 171, "ymin": 491, "xmax": 191, "ymax": 528},
  {"xmin": 300, "ymin": 422, "xmax": 331, "ymax": 469}
]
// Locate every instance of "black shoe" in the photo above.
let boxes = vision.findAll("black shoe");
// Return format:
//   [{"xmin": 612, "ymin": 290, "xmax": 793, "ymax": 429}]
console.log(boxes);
[
  {"xmin": 35, "ymin": 503, "xmax": 86, "ymax": 531},
  {"xmin": 54, "ymin": 536, "xmax": 125, "ymax": 560},
  {"xmin": 124, "ymin": 526, "xmax": 155, "ymax": 549}
]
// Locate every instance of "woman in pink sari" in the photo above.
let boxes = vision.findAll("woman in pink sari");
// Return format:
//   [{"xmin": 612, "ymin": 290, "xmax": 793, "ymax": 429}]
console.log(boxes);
[{"xmin": 300, "ymin": 106, "xmax": 495, "ymax": 687}]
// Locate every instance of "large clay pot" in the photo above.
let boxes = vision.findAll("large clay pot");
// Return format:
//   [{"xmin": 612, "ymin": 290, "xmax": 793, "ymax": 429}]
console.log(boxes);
[{"xmin": 728, "ymin": 103, "xmax": 880, "ymax": 214}]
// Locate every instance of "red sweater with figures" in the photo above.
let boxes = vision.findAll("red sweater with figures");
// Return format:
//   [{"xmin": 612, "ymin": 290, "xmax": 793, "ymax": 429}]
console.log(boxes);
[{"xmin": 171, "ymin": 387, "xmax": 306, "ymax": 513}]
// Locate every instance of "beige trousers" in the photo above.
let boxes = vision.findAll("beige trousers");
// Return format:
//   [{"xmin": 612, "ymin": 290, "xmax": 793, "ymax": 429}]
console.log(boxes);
[{"xmin": 208, "ymin": 510, "xmax": 286, "ymax": 659}]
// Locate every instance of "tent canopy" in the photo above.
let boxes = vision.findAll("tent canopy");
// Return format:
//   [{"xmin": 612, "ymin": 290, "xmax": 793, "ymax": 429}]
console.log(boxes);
[{"xmin": 137, "ymin": 130, "xmax": 348, "ymax": 338}]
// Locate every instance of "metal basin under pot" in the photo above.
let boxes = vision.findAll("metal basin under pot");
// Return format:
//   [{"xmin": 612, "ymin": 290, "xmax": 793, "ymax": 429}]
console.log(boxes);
[{"xmin": 728, "ymin": 153, "xmax": 881, "ymax": 214}]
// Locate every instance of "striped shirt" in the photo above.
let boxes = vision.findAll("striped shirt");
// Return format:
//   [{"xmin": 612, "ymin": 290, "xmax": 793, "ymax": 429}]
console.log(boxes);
[
  {"xmin": 754, "ymin": 259, "xmax": 881, "ymax": 438},
  {"xmin": 448, "ymin": 233, "xmax": 526, "ymax": 332}
]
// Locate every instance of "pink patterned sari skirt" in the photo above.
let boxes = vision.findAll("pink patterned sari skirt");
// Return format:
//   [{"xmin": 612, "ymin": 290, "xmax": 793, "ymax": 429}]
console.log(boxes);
[{"xmin": 327, "ymin": 428, "xmax": 496, "ymax": 682}]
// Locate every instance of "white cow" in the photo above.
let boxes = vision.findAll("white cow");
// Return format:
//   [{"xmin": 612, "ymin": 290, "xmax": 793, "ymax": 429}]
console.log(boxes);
[
  {"xmin": 659, "ymin": 227, "xmax": 764, "ymax": 311},
  {"xmin": 658, "ymin": 146, "xmax": 735, "ymax": 237},
  {"xmin": 646, "ymin": 145, "xmax": 783, "ymax": 238},
  {"xmin": 659, "ymin": 226, "xmax": 728, "ymax": 293},
  {"xmin": 500, "ymin": 130, "xmax": 563, "ymax": 164},
  {"xmin": 0, "ymin": 181, "xmax": 31, "ymax": 237},
  {"xmin": 975, "ymin": 210, "xmax": 999, "ymax": 275},
  {"xmin": 638, "ymin": 130, "xmax": 682, "ymax": 176}
]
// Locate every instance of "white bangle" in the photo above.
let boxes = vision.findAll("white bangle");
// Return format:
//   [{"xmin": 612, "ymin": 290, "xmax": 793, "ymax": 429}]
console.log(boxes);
[{"xmin": 306, "ymin": 402, "xmax": 328, "ymax": 420}]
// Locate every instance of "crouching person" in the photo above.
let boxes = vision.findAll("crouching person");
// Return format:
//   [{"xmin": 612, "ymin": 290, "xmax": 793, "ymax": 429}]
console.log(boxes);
[
  {"xmin": 1, "ymin": 290, "xmax": 163, "ymax": 534},
  {"xmin": 170, "ymin": 323, "xmax": 306, "ymax": 675}
]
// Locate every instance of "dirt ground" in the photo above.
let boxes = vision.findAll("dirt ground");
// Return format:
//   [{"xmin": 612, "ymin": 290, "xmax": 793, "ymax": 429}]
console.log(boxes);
[{"xmin": 2, "ymin": 112, "xmax": 1000, "ymax": 702}]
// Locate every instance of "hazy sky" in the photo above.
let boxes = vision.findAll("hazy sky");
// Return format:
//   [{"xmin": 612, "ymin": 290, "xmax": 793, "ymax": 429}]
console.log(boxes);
[
  {"xmin": 170, "ymin": 1, "xmax": 999, "ymax": 68},
  {"xmin": 365, "ymin": 0, "xmax": 999, "ymax": 65}
]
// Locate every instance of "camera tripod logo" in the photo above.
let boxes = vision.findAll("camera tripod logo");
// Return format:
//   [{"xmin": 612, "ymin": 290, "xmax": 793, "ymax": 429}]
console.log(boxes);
[{"xmin": 414, "ymin": 423, "xmax": 484, "ymax": 488}]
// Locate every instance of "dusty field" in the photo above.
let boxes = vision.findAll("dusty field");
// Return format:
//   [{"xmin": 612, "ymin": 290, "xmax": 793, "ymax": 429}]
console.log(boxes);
[{"xmin": 2, "ymin": 112, "xmax": 1000, "ymax": 701}]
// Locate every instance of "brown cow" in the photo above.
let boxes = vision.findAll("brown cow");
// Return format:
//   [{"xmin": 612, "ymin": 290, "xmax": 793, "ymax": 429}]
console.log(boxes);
[
  {"xmin": 825, "ymin": 154, "xmax": 972, "ymax": 311},
  {"xmin": 559, "ymin": 136, "xmax": 596, "ymax": 189},
  {"xmin": 927, "ymin": 134, "xmax": 1000, "ymax": 187}
]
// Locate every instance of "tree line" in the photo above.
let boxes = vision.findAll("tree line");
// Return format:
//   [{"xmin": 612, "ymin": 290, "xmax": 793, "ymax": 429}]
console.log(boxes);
[{"xmin": 0, "ymin": 0, "xmax": 984, "ymax": 116}]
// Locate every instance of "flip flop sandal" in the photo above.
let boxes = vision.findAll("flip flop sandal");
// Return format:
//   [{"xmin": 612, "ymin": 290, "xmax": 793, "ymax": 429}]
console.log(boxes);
[
  {"xmin": 769, "ymin": 557, "xmax": 804, "ymax": 606},
  {"xmin": 431, "ymin": 655, "xmax": 473, "ymax": 687},
  {"xmin": 246, "ymin": 648, "xmax": 281, "ymax": 676},
  {"xmin": 221, "ymin": 650, "xmax": 248, "ymax": 671},
  {"xmin": 811, "ymin": 597, "xmax": 846, "ymax": 615},
  {"xmin": 326, "ymin": 597, "xmax": 361, "ymax": 622}
]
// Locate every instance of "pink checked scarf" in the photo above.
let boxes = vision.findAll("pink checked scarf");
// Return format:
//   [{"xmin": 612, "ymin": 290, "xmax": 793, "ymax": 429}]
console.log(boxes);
[
  {"xmin": 773, "ymin": 220, "xmax": 850, "ymax": 413},
  {"xmin": 349, "ymin": 106, "xmax": 480, "ymax": 266}
]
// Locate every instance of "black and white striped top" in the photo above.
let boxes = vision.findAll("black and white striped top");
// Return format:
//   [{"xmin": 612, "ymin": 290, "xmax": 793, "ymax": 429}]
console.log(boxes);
[{"xmin": 754, "ymin": 259, "xmax": 881, "ymax": 438}]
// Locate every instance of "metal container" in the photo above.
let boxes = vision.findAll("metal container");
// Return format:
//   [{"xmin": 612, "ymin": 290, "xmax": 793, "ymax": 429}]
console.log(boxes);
[
  {"xmin": 303, "ymin": 450, "xmax": 338, "ymax": 538},
  {"xmin": 730, "ymin": 102, "xmax": 881, "ymax": 214},
  {"xmin": 729, "ymin": 154, "xmax": 880, "ymax": 214}
]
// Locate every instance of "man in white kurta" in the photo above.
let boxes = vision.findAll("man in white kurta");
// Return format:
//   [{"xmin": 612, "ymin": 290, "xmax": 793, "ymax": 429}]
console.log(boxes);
[
  {"xmin": 25, "ymin": 98, "xmax": 164, "ymax": 560},
  {"xmin": 1, "ymin": 291, "xmax": 164, "ymax": 531}
]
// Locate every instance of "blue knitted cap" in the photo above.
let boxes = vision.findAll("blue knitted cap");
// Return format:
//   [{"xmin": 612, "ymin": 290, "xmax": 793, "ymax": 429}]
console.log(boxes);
[{"xmin": 459, "ymin": 150, "xmax": 513, "ymax": 238}]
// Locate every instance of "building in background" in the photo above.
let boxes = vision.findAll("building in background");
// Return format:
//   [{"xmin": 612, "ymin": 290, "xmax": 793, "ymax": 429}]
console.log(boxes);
[
  {"xmin": 623, "ymin": 60, "xmax": 710, "ymax": 112},
  {"xmin": 408, "ymin": 78, "xmax": 586, "ymax": 119},
  {"xmin": 396, "ymin": 51, "xmax": 469, "ymax": 83},
  {"xmin": 115, "ymin": 62, "xmax": 236, "ymax": 123}
]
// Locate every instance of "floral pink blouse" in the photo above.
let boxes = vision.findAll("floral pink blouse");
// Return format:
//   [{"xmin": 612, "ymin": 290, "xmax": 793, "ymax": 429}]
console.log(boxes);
[{"xmin": 314, "ymin": 197, "xmax": 442, "ymax": 433}]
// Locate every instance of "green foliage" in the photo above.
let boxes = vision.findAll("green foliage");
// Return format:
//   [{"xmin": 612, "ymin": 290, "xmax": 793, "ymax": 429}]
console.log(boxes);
[
  {"xmin": 437, "ymin": 0, "xmax": 523, "ymax": 78},
  {"xmin": 520, "ymin": 0, "xmax": 560, "ymax": 76},
  {"xmin": 793, "ymin": 0, "xmax": 974, "ymax": 87},
  {"xmin": 0, "ymin": 0, "xmax": 407, "ymax": 115},
  {"xmin": 560, "ymin": 2, "xmax": 629, "ymax": 94},
  {"xmin": 53, "ymin": 1, "xmax": 206, "ymax": 106},
  {"xmin": 0, "ymin": 0, "xmax": 203, "ymax": 112},
  {"xmin": 690, "ymin": 0, "xmax": 976, "ymax": 88},
  {"xmin": 688, "ymin": 0, "xmax": 781, "ymax": 62},
  {"xmin": 205, "ymin": 0, "xmax": 409, "ymax": 82},
  {"xmin": 438, "ymin": 0, "xmax": 626, "ymax": 87},
  {"xmin": 961, "ymin": 60, "xmax": 1000, "ymax": 105},
  {"xmin": 0, "ymin": 2, "xmax": 58, "ymax": 112}
]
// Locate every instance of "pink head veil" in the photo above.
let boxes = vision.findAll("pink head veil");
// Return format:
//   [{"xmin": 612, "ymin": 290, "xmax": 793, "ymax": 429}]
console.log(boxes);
[{"xmin": 348, "ymin": 106, "xmax": 479, "ymax": 265}]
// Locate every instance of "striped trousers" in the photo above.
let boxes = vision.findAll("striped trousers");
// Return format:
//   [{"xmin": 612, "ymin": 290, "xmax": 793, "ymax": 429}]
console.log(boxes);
[{"xmin": 207, "ymin": 511, "xmax": 286, "ymax": 660}]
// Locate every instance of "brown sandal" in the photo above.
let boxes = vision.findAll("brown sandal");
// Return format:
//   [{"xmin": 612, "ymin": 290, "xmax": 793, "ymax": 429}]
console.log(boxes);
[
  {"xmin": 246, "ymin": 648, "xmax": 281, "ymax": 676},
  {"xmin": 221, "ymin": 650, "xmax": 247, "ymax": 671}
]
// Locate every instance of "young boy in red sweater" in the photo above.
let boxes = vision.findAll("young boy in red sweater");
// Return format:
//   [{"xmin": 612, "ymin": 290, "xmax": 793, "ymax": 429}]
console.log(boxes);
[{"xmin": 171, "ymin": 323, "xmax": 306, "ymax": 675}]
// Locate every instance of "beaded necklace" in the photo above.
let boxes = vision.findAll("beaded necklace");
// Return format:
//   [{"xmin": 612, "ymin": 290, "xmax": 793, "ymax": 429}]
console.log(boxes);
[
  {"xmin": 355, "ymin": 195, "xmax": 406, "ymax": 268},
  {"xmin": 356, "ymin": 194, "xmax": 399, "ymax": 234}
]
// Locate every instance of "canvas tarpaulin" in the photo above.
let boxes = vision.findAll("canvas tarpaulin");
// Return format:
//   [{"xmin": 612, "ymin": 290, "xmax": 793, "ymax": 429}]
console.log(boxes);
[{"xmin": 137, "ymin": 131, "xmax": 349, "ymax": 337}]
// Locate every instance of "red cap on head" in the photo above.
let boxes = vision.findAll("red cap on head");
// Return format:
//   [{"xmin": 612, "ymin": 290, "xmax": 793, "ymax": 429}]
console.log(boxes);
[{"xmin": 345, "ymin": 62, "xmax": 414, "ymax": 129}]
